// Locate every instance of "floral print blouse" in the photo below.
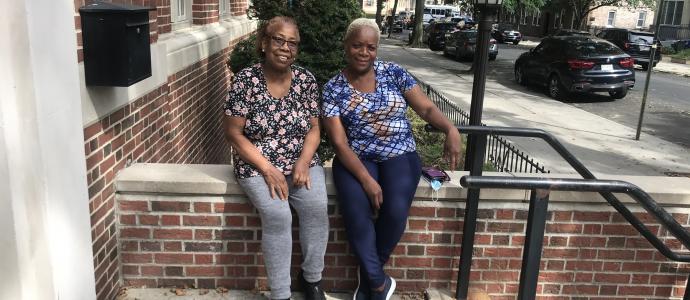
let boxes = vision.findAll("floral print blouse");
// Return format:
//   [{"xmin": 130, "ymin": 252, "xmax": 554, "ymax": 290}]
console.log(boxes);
[
  {"xmin": 225, "ymin": 64, "xmax": 321, "ymax": 179},
  {"xmin": 322, "ymin": 61, "xmax": 418, "ymax": 162}
]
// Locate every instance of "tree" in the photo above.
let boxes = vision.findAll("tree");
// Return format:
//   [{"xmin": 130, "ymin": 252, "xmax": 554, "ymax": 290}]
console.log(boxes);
[
  {"xmin": 409, "ymin": 0, "xmax": 425, "ymax": 47},
  {"xmin": 387, "ymin": 0, "xmax": 400, "ymax": 38},
  {"xmin": 375, "ymin": 0, "xmax": 385, "ymax": 29}
]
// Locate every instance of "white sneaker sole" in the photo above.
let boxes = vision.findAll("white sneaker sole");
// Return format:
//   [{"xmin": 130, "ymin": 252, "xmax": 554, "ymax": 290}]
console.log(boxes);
[
  {"xmin": 385, "ymin": 277, "xmax": 396, "ymax": 300},
  {"xmin": 353, "ymin": 269, "xmax": 361, "ymax": 300}
]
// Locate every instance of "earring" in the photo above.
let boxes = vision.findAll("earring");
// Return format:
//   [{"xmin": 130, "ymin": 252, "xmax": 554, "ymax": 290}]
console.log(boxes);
[{"xmin": 262, "ymin": 48, "xmax": 265, "ymax": 52}]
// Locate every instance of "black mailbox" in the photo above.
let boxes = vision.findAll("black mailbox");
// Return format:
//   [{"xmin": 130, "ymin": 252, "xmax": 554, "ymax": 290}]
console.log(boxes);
[{"xmin": 79, "ymin": 1, "xmax": 155, "ymax": 87}]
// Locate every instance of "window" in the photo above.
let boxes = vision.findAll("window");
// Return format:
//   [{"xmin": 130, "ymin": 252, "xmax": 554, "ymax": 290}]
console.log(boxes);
[
  {"xmin": 172, "ymin": 0, "xmax": 192, "ymax": 28},
  {"xmin": 520, "ymin": 10, "xmax": 527, "ymax": 25},
  {"xmin": 637, "ymin": 11, "xmax": 647, "ymax": 28},
  {"xmin": 366, "ymin": 0, "xmax": 373, "ymax": 6},
  {"xmin": 570, "ymin": 11, "xmax": 575, "ymax": 29},
  {"xmin": 661, "ymin": 0, "xmax": 684, "ymax": 25},
  {"xmin": 219, "ymin": 0, "xmax": 228, "ymax": 17},
  {"xmin": 560, "ymin": 9, "xmax": 565, "ymax": 28},
  {"xmin": 607, "ymin": 11, "xmax": 616, "ymax": 27},
  {"xmin": 532, "ymin": 11, "xmax": 541, "ymax": 26}
]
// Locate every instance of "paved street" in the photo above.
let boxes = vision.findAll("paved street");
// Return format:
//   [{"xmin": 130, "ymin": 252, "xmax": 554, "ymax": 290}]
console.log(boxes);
[
  {"xmin": 379, "ymin": 33, "xmax": 690, "ymax": 176},
  {"xmin": 392, "ymin": 30, "xmax": 690, "ymax": 148}
]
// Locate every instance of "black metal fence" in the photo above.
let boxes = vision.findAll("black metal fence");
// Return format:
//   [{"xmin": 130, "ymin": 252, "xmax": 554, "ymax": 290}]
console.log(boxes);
[
  {"xmin": 417, "ymin": 80, "xmax": 550, "ymax": 173},
  {"xmin": 657, "ymin": 24, "xmax": 690, "ymax": 41}
]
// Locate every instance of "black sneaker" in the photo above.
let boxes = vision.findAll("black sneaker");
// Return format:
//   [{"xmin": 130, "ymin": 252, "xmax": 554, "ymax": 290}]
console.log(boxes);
[
  {"xmin": 353, "ymin": 267, "xmax": 369, "ymax": 300},
  {"xmin": 300, "ymin": 271, "xmax": 326, "ymax": 300},
  {"xmin": 371, "ymin": 276, "xmax": 396, "ymax": 300}
]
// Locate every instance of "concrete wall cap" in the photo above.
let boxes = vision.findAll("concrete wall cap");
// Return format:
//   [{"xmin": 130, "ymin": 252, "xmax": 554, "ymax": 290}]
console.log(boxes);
[{"xmin": 115, "ymin": 163, "xmax": 690, "ymax": 206}]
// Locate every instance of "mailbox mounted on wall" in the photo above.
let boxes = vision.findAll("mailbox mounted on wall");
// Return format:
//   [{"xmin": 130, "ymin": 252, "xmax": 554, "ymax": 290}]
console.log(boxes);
[{"xmin": 79, "ymin": 1, "xmax": 155, "ymax": 87}]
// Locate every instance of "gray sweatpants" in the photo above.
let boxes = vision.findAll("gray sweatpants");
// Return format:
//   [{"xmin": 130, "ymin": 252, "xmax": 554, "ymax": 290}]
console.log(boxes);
[{"xmin": 238, "ymin": 166, "xmax": 329, "ymax": 300}]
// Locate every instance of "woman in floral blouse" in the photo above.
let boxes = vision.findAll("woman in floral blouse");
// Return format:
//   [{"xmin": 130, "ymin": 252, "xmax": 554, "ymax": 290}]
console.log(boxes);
[
  {"xmin": 322, "ymin": 18, "xmax": 462, "ymax": 300},
  {"xmin": 223, "ymin": 16, "xmax": 327, "ymax": 300}
]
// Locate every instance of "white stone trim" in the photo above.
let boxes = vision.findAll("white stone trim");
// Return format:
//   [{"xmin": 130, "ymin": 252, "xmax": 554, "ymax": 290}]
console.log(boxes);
[{"xmin": 115, "ymin": 163, "xmax": 690, "ymax": 207}]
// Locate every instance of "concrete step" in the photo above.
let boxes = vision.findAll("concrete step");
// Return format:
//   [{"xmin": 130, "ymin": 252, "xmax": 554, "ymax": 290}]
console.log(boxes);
[{"xmin": 116, "ymin": 288, "xmax": 413, "ymax": 300}]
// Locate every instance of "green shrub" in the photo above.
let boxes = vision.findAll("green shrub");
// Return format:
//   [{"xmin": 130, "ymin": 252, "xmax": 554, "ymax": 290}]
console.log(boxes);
[
  {"xmin": 661, "ymin": 45, "xmax": 677, "ymax": 55},
  {"xmin": 406, "ymin": 109, "xmax": 465, "ymax": 170},
  {"xmin": 671, "ymin": 49, "xmax": 690, "ymax": 60},
  {"xmin": 228, "ymin": 34, "xmax": 259, "ymax": 74}
]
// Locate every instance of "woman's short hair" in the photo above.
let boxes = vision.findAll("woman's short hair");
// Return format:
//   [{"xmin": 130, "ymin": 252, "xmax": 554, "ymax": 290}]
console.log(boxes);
[
  {"xmin": 344, "ymin": 18, "xmax": 380, "ymax": 44},
  {"xmin": 256, "ymin": 16, "xmax": 299, "ymax": 57}
]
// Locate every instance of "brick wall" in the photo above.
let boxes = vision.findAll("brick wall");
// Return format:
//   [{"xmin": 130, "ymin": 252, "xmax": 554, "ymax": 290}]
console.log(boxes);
[
  {"xmin": 193, "ymin": 0, "xmax": 219, "ymax": 25},
  {"xmin": 83, "ymin": 45, "xmax": 239, "ymax": 300},
  {"xmin": 116, "ymin": 192, "xmax": 690, "ymax": 299},
  {"xmin": 230, "ymin": 0, "xmax": 248, "ymax": 16},
  {"xmin": 73, "ymin": 0, "xmax": 248, "ymax": 62},
  {"xmin": 75, "ymin": 0, "xmax": 253, "ymax": 298}
]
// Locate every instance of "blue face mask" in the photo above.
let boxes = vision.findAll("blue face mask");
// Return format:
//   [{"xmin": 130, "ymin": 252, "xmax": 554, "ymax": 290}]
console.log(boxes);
[
  {"xmin": 429, "ymin": 178, "xmax": 442, "ymax": 202},
  {"xmin": 430, "ymin": 179, "xmax": 442, "ymax": 191}
]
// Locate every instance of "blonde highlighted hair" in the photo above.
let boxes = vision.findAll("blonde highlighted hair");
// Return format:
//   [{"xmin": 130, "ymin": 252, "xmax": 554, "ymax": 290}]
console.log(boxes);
[{"xmin": 344, "ymin": 18, "xmax": 380, "ymax": 44}]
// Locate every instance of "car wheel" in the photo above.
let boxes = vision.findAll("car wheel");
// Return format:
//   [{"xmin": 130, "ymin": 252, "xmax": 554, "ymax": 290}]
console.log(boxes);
[
  {"xmin": 609, "ymin": 89, "xmax": 627, "ymax": 99},
  {"xmin": 513, "ymin": 41, "xmax": 519, "ymax": 45},
  {"xmin": 639, "ymin": 62, "xmax": 649, "ymax": 71},
  {"xmin": 548, "ymin": 75, "xmax": 567, "ymax": 100},
  {"xmin": 489, "ymin": 55, "xmax": 497, "ymax": 61},
  {"xmin": 515, "ymin": 65, "xmax": 528, "ymax": 86}
]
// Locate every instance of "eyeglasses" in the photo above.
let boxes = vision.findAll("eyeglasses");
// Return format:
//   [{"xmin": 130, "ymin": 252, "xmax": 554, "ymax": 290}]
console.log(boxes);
[{"xmin": 271, "ymin": 36, "xmax": 299, "ymax": 51}]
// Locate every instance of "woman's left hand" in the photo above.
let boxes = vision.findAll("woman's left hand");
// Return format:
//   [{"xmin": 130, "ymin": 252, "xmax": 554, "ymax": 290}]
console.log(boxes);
[
  {"xmin": 292, "ymin": 160, "xmax": 311, "ymax": 190},
  {"xmin": 444, "ymin": 129, "xmax": 463, "ymax": 170}
]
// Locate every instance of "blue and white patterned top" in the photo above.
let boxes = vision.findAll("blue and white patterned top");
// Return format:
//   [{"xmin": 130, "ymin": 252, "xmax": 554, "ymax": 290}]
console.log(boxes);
[{"xmin": 322, "ymin": 61, "xmax": 417, "ymax": 162}]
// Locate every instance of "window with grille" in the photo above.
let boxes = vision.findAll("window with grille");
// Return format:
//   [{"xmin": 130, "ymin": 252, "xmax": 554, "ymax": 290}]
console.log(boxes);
[
  {"xmin": 607, "ymin": 11, "xmax": 616, "ymax": 27},
  {"xmin": 662, "ymin": 0, "xmax": 684, "ymax": 25},
  {"xmin": 172, "ymin": 0, "xmax": 192, "ymax": 26},
  {"xmin": 219, "ymin": 0, "xmax": 228, "ymax": 17},
  {"xmin": 637, "ymin": 11, "xmax": 647, "ymax": 28}
]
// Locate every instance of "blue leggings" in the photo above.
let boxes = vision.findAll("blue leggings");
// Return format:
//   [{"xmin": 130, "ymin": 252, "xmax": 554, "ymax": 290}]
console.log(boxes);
[{"xmin": 332, "ymin": 151, "xmax": 422, "ymax": 290}]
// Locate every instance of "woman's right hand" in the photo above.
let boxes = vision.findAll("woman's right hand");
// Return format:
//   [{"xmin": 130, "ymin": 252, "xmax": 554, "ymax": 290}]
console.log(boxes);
[
  {"xmin": 261, "ymin": 166, "xmax": 289, "ymax": 201},
  {"xmin": 362, "ymin": 177, "xmax": 383, "ymax": 211}
]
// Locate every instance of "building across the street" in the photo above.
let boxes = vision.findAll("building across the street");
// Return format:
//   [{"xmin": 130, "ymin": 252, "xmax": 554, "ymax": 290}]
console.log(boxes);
[{"xmin": 497, "ymin": 0, "xmax": 689, "ymax": 39}]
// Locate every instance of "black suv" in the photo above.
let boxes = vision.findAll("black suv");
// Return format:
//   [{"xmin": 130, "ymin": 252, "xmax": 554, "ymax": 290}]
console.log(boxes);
[
  {"xmin": 596, "ymin": 28, "xmax": 661, "ymax": 70},
  {"xmin": 515, "ymin": 36, "xmax": 635, "ymax": 100},
  {"xmin": 426, "ymin": 21, "xmax": 457, "ymax": 51}
]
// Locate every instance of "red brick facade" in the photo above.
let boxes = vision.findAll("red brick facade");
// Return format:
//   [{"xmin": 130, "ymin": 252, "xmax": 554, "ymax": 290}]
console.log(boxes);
[
  {"xmin": 77, "ymin": 1, "xmax": 250, "ymax": 298},
  {"xmin": 117, "ymin": 196, "xmax": 690, "ymax": 299}
]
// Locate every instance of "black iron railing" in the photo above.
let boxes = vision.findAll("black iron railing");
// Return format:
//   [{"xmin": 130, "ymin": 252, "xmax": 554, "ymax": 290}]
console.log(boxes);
[
  {"xmin": 460, "ymin": 176, "xmax": 690, "ymax": 300},
  {"xmin": 427, "ymin": 124, "xmax": 690, "ymax": 300},
  {"xmin": 417, "ymin": 80, "xmax": 550, "ymax": 174},
  {"xmin": 657, "ymin": 24, "xmax": 690, "ymax": 41}
]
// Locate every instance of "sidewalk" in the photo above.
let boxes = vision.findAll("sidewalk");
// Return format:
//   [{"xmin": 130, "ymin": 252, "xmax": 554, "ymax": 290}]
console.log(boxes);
[
  {"xmin": 380, "ymin": 38, "xmax": 690, "ymax": 176},
  {"xmin": 517, "ymin": 35, "xmax": 690, "ymax": 77}
]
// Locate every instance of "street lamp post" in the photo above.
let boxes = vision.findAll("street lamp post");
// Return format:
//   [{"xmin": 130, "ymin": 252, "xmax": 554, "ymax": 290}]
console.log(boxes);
[{"xmin": 457, "ymin": 0, "xmax": 502, "ymax": 298}]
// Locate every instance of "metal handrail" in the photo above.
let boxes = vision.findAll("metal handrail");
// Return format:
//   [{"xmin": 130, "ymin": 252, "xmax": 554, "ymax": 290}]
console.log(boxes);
[
  {"xmin": 461, "ymin": 176, "xmax": 690, "ymax": 262},
  {"xmin": 426, "ymin": 124, "xmax": 690, "ymax": 260},
  {"xmin": 426, "ymin": 124, "xmax": 690, "ymax": 299}
]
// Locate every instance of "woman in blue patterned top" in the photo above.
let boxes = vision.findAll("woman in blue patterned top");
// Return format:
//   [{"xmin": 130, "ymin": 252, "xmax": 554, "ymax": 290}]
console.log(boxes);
[{"xmin": 322, "ymin": 18, "xmax": 462, "ymax": 300}]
